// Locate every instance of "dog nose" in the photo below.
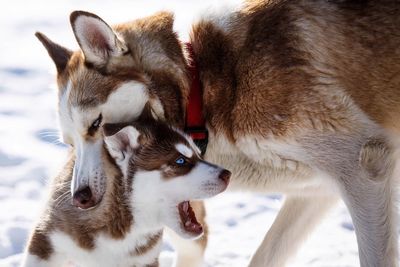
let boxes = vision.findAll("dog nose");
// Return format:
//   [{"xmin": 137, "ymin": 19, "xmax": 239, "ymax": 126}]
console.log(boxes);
[
  {"xmin": 72, "ymin": 186, "xmax": 98, "ymax": 209},
  {"xmin": 219, "ymin": 169, "xmax": 231, "ymax": 184}
]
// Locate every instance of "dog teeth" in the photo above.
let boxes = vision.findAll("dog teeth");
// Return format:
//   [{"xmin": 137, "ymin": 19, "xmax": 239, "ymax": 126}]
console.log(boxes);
[{"xmin": 183, "ymin": 201, "xmax": 189, "ymax": 213}]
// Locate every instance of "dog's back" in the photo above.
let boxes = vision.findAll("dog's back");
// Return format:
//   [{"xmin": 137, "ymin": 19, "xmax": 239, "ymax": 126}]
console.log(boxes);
[
  {"xmin": 192, "ymin": 0, "xmax": 400, "ymax": 138},
  {"xmin": 295, "ymin": 0, "xmax": 400, "ymax": 133}
]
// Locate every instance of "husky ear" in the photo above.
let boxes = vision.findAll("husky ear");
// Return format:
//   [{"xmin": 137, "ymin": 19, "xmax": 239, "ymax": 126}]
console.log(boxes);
[
  {"xmin": 104, "ymin": 126, "xmax": 140, "ymax": 162},
  {"xmin": 70, "ymin": 10, "xmax": 128, "ymax": 67},
  {"xmin": 35, "ymin": 32, "xmax": 72, "ymax": 73}
]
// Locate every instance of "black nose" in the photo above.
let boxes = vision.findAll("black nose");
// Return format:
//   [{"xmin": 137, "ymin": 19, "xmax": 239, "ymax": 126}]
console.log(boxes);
[
  {"xmin": 219, "ymin": 169, "xmax": 231, "ymax": 184},
  {"xmin": 72, "ymin": 186, "xmax": 97, "ymax": 209}
]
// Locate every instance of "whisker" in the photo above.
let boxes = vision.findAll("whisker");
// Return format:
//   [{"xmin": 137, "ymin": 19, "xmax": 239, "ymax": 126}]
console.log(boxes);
[
  {"xmin": 53, "ymin": 190, "xmax": 69, "ymax": 202},
  {"xmin": 53, "ymin": 191, "xmax": 72, "ymax": 209}
]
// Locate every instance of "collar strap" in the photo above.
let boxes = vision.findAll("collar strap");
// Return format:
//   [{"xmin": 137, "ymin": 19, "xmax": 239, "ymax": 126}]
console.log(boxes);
[{"xmin": 184, "ymin": 42, "xmax": 208, "ymax": 155}]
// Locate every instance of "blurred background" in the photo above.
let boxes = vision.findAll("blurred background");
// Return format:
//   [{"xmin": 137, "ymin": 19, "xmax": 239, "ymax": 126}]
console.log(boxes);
[{"xmin": 0, "ymin": 1, "xmax": 359, "ymax": 266}]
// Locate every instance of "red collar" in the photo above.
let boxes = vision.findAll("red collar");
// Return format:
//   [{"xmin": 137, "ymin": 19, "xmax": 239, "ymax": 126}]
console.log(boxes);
[{"xmin": 184, "ymin": 42, "xmax": 208, "ymax": 154}]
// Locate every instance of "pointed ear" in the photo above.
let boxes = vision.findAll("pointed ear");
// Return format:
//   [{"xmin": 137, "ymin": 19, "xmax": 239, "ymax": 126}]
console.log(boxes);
[
  {"xmin": 104, "ymin": 126, "xmax": 140, "ymax": 162},
  {"xmin": 35, "ymin": 32, "xmax": 72, "ymax": 73},
  {"xmin": 70, "ymin": 10, "xmax": 128, "ymax": 67}
]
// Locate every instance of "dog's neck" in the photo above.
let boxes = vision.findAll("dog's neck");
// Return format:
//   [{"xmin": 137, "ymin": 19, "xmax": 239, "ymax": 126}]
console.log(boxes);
[{"xmin": 184, "ymin": 42, "xmax": 208, "ymax": 155}]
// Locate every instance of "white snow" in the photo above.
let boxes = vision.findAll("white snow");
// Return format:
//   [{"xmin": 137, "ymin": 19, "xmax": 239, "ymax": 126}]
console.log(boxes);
[{"xmin": 0, "ymin": 1, "xmax": 361, "ymax": 266}]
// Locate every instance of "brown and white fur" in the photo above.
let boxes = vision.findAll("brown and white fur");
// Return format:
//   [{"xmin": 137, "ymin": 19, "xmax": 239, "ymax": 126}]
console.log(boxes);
[
  {"xmin": 35, "ymin": 1, "xmax": 400, "ymax": 266},
  {"xmin": 21, "ymin": 118, "xmax": 230, "ymax": 267}
]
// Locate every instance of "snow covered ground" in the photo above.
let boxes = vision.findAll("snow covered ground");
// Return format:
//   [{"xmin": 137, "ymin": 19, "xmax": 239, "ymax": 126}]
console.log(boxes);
[{"xmin": 0, "ymin": 1, "xmax": 361, "ymax": 266}]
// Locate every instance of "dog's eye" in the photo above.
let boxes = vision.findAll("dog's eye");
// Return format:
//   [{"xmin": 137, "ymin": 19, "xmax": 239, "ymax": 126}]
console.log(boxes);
[
  {"xmin": 175, "ymin": 157, "xmax": 186, "ymax": 165},
  {"xmin": 89, "ymin": 114, "xmax": 102, "ymax": 132}
]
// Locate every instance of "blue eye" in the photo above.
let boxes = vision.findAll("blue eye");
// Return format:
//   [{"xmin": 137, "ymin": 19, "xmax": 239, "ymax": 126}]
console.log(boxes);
[{"xmin": 175, "ymin": 157, "xmax": 186, "ymax": 165}]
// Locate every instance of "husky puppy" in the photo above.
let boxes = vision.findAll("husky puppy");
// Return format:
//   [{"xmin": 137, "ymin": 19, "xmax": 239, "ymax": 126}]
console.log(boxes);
[
  {"xmin": 35, "ymin": 1, "xmax": 400, "ymax": 266},
  {"xmin": 21, "ymin": 120, "xmax": 230, "ymax": 267}
]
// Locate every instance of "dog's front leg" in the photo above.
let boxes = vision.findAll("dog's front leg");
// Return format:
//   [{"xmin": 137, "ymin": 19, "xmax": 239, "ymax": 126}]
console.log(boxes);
[
  {"xmin": 248, "ymin": 195, "xmax": 338, "ymax": 267},
  {"xmin": 166, "ymin": 200, "xmax": 207, "ymax": 267}
]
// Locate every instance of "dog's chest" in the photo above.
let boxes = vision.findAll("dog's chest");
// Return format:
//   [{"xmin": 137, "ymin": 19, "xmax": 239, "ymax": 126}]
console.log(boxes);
[
  {"xmin": 205, "ymin": 133, "xmax": 323, "ymax": 194},
  {"xmin": 49, "ymin": 230, "xmax": 161, "ymax": 267}
]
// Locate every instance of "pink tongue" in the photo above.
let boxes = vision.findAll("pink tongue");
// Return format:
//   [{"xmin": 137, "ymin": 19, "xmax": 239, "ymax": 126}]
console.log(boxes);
[{"xmin": 184, "ymin": 219, "xmax": 202, "ymax": 231}]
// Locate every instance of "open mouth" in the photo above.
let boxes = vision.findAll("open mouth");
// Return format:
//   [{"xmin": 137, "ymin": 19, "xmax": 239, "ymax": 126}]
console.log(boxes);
[{"xmin": 178, "ymin": 201, "xmax": 203, "ymax": 235}]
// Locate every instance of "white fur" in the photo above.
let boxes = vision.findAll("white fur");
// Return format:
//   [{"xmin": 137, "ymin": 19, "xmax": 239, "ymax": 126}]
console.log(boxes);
[
  {"xmin": 205, "ymin": 132, "xmax": 318, "ymax": 194},
  {"xmin": 58, "ymin": 80, "xmax": 73, "ymax": 145},
  {"xmin": 236, "ymin": 136, "xmax": 298, "ymax": 170},
  {"xmin": 71, "ymin": 138, "xmax": 104, "ymax": 196},
  {"xmin": 175, "ymin": 143, "xmax": 193, "ymax": 158},
  {"xmin": 132, "ymin": 162, "xmax": 224, "ymax": 213},
  {"xmin": 42, "ymin": 230, "xmax": 161, "ymax": 267},
  {"xmin": 195, "ymin": 0, "xmax": 243, "ymax": 33},
  {"xmin": 130, "ymin": 161, "xmax": 226, "ymax": 240},
  {"xmin": 21, "ymin": 254, "xmax": 55, "ymax": 267},
  {"xmin": 105, "ymin": 126, "xmax": 140, "ymax": 177},
  {"xmin": 105, "ymin": 126, "xmax": 141, "ymax": 155},
  {"xmin": 172, "ymin": 127, "xmax": 201, "ymax": 155},
  {"xmin": 100, "ymin": 81, "xmax": 148, "ymax": 124}
]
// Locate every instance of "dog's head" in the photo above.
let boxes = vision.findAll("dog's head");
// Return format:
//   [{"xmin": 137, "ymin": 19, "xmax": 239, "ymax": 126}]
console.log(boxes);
[
  {"xmin": 103, "ymin": 121, "xmax": 230, "ymax": 239},
  {"xmin": 36, "ymin": 11, "xmax": 190, "ymax": 206}
]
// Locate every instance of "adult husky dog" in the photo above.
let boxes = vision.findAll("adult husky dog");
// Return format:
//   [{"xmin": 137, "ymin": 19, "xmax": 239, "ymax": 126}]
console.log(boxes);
[{"xmin": 36, "ymin": 0, "xmax": 400, "ymax": 266}]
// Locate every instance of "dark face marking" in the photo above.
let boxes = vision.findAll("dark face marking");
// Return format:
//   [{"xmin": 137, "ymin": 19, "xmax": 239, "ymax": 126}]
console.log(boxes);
[
  {"xmin": 88, "ymin": 113, "xmax": 103, "ymax": 136},
  {"xmin": 130, "ymin": 123, "xmax": 200, "ymax": 180}
]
